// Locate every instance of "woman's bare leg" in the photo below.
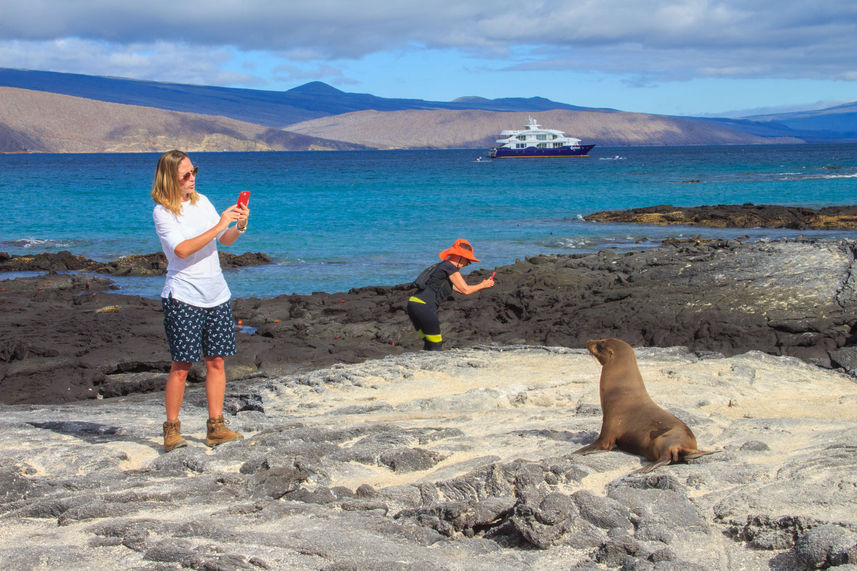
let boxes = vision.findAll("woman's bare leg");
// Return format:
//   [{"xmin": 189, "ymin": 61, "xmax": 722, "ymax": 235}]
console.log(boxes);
[{"xmin": 165, "ymin": 361, "xmax": 192, "ymax": 420}]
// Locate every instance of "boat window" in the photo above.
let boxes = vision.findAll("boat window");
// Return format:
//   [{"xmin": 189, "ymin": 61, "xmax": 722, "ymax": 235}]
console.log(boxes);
[
  {"xmin": 536, "ymin": 134, "xmax": 547, "ymax": 141},
  {"xmin": 516, "ymin": 143, "xmax": 526, "ymax": 149},
  {"xmin": 537, "ymin": 143, "xmax": 547, "ymax": 148},
  {"xmin": 516, "ymin": 135, "xmax": 526, "ymax": 141}
]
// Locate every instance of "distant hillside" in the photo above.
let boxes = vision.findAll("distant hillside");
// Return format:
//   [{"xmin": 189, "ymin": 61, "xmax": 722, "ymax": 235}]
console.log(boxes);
[
  {"xmin": 687, "ymin": 102, "xmax": 857, "ymax": 143},
  {"xmin": 742, "ymin": 102, "xmax": 857, "ymax": 142},
  {"xmin": 0, "ymin": 87, "xmax": 367, "ymax": 153},
  {"xmin": 0, "ymin": 68, "xmax": 325, "ymax": 127},
  {"xmin": 0, "ymin": 68, "xmax": 605, "ymax": 129},
  {"xmin": 283, "ymin": 109, "xmax": 798, "ymax": 149}
]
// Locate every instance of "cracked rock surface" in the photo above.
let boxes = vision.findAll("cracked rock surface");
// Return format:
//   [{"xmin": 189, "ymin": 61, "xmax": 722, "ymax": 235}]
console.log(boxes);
[{"xmin": 2, "ymin": 346, "xmax": 857, "ymax": 569}]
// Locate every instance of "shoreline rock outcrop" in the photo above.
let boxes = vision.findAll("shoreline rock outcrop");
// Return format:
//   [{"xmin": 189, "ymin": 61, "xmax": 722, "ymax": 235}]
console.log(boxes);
[
  {"xmin": 0, "ymin": 250, "xmax": 271, "ymax": 276},
  {"xmin": 585, "ymin": 203, "xmax": 857, "ymax": 230}
]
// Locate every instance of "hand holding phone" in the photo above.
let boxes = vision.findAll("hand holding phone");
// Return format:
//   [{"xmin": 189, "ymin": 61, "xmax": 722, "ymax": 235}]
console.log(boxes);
[{"xmin": 237, "ymin": 191, "xmax": 251, "ymax": 208}]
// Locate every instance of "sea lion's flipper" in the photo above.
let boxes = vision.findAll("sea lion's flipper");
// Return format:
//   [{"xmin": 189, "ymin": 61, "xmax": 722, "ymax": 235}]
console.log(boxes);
[{"xmin": 683, "ymin": 449, "xmax": 719, "ymax": 461}]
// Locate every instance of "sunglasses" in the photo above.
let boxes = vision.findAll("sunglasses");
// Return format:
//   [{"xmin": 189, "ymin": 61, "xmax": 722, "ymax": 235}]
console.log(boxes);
[{"xmin": 179, "ymin": 166, "xmax": 199, "ymax": 182}]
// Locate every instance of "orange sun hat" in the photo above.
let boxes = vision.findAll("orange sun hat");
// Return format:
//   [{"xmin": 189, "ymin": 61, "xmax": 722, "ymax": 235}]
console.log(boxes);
[{"xmin": 439, "ymin": 238, "xmax": 480, "ymax": 262}]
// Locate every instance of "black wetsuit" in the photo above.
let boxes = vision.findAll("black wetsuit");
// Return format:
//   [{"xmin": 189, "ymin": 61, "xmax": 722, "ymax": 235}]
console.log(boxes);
[{"xmin": 407, "ymin": 260, "xmax": 456, "ymax": 350}]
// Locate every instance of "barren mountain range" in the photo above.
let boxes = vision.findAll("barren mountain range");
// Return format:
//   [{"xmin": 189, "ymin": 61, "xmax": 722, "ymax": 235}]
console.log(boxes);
[
  {"xmin": 0, "ymin": 87, "xmax": 367, "ymax": 153},
  {"xmin": 1, "ymin": 68, "xmax": 854, "ymax": 153}
]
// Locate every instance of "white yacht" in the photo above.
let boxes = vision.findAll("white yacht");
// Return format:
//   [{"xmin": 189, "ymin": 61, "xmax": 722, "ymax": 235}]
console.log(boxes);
[{"xmin": 489, "ymin": 117, "xmax": 595, "ymax": 158}]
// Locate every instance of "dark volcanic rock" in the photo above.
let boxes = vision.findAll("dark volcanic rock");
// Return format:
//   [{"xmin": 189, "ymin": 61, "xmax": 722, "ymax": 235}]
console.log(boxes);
[
  {"xmin": 3, "ymin": 238, "xmax": 857, "ymax": 404},
  {"xmin": 793, "ymin": 525, "xmax": 857, "ymax": 568},
  {"xmin": 585, "ymin": 203, "xmax": 857, "ymax": 230},
  {"xmin": 0, "ymin": 250, "xmax": 271, "ymax": 276},
  {"xmin": 0, "ymin": 250, "xmax": 96, "ymax": 272},
  {"xmin": 88, "ymin": 253, "xmax": 169, "ymax": 276}
]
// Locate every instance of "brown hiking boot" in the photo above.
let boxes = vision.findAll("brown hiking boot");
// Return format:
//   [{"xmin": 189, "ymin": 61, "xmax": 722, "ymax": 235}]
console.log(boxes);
[
  {"xmin": 163, "ymin": 419, "xmax": 187, "ymax": 452},
  {"xmin": 205, "ymin": 414, "xmax": 244, "ymax": 447}
]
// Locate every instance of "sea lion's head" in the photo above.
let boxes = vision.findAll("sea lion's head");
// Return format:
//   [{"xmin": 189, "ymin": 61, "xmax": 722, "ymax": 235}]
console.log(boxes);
[
  {"xmin": 586, "ymin": 339, "xmax": 613, "ymax": 365},
  {"xmin": 586, "ymin": 338, "xmax": 633, "ymax": 366}
]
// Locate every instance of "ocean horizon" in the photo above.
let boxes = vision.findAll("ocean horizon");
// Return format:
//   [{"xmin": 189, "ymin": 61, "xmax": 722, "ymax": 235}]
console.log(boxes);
[{"xmin": 2, "ymin": 144, "xmax": 857, "ymax": 298}]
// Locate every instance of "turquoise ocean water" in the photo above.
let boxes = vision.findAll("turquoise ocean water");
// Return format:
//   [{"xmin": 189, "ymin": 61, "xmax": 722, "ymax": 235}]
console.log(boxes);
[{"xmin": 2, "ymin": 144, "xmax": 856, "ymax": 298}]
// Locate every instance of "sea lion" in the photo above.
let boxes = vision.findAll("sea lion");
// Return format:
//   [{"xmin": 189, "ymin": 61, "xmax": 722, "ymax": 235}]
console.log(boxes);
[{"xmin": 574, "ymin": 338, "xmax": 714, "ymax": 473}]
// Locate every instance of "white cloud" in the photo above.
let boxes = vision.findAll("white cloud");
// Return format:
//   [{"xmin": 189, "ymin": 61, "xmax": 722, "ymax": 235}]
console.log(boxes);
[
  {"xmin": 0, "ymin": 1, "xmax": 855, "ymax": 73},
  {"xmin": 0, "ymin": 38, "xmax": 258, "ymax": 87},
  {"xmin": 0, "ymin": 0, "xmax": 855, "ymax": 112}
]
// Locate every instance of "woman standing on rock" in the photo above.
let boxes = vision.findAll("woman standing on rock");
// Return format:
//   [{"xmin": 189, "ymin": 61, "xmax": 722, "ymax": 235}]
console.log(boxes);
[
  {"xmin": 407, "ymin": 238, "xmax": 495, "ymax": 351},
  {"xmin": 151, "ymin": 150, "xmax": 249, "ymax": 452}
]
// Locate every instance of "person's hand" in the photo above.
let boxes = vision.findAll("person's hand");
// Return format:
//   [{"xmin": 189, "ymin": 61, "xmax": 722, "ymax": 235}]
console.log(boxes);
[
  {"xmin": 482, "ymin": 277, "xmax": 495, "ymax": 288},
  {"xmin": 236, "ymin": 203, "xmax": 250, "ymax": 226},
  {"xmin": 218, "ymin": 204, "xmax": 241, "ymax": 230}
]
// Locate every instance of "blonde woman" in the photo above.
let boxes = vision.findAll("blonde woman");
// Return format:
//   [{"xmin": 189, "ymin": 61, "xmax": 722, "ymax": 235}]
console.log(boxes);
[{"xmin": 151, "ymin": 150, "xmax": 249, "ymax": 451}]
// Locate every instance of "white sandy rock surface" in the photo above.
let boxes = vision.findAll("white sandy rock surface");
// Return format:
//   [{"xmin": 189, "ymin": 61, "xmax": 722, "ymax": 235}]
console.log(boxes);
[{"xmin": 2, "ymin": 345, "xmax": 857, "ymax": 569}]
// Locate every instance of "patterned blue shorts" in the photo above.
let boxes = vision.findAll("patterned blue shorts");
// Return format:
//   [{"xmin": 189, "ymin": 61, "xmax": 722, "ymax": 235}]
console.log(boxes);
[{"xmin": 161, "ymin": 297, "xmax": 237, "ymax": 363}]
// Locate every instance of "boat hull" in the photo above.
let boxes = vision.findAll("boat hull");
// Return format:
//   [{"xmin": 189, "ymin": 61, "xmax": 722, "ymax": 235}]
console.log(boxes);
[{"xmin": 490, "ymin": 144, "xmax": 595, "ymax": 159}]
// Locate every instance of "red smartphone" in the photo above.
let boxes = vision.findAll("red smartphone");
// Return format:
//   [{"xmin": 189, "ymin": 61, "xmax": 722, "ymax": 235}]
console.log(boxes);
[
  {"xmin": 490, "ymin": 272, "xmax": 496, "ymax": 280},
  {"xmin": 237, "ymin": 191, "xmax": 251, "ymax": 208}
]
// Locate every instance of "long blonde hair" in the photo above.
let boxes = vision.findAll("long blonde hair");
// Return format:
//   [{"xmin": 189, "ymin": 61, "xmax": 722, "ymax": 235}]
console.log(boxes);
[{"xmin": 151, "ymin": 150, "xmax": 198, "ymax": 215}]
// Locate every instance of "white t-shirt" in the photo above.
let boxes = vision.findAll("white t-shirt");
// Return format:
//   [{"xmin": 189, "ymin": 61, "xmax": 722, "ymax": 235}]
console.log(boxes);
[{"xmin": 153, "ymin": 194, "xmax": 231, "ymax": 307}]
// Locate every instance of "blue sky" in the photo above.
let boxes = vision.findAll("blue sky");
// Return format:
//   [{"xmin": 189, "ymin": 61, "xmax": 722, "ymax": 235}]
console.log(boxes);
[{"xmin": 1, "ymin": 1, "xmax": 855, "ymax": 117}]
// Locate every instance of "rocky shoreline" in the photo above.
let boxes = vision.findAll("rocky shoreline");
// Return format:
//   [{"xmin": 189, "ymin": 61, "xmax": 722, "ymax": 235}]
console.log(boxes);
[
  {"xmin": 2, "ymin": 236, "xmax": 857, "ymax": 405},
  {"xmin": 4, "ymin": 215, "xmax": 857, "ymax": 568}
]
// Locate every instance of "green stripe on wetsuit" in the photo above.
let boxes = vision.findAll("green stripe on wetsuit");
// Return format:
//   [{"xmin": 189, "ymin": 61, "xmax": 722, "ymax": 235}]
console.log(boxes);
[{"xmin": 418, "ymin": 330, "xmax": 442, "ymax": 342}]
